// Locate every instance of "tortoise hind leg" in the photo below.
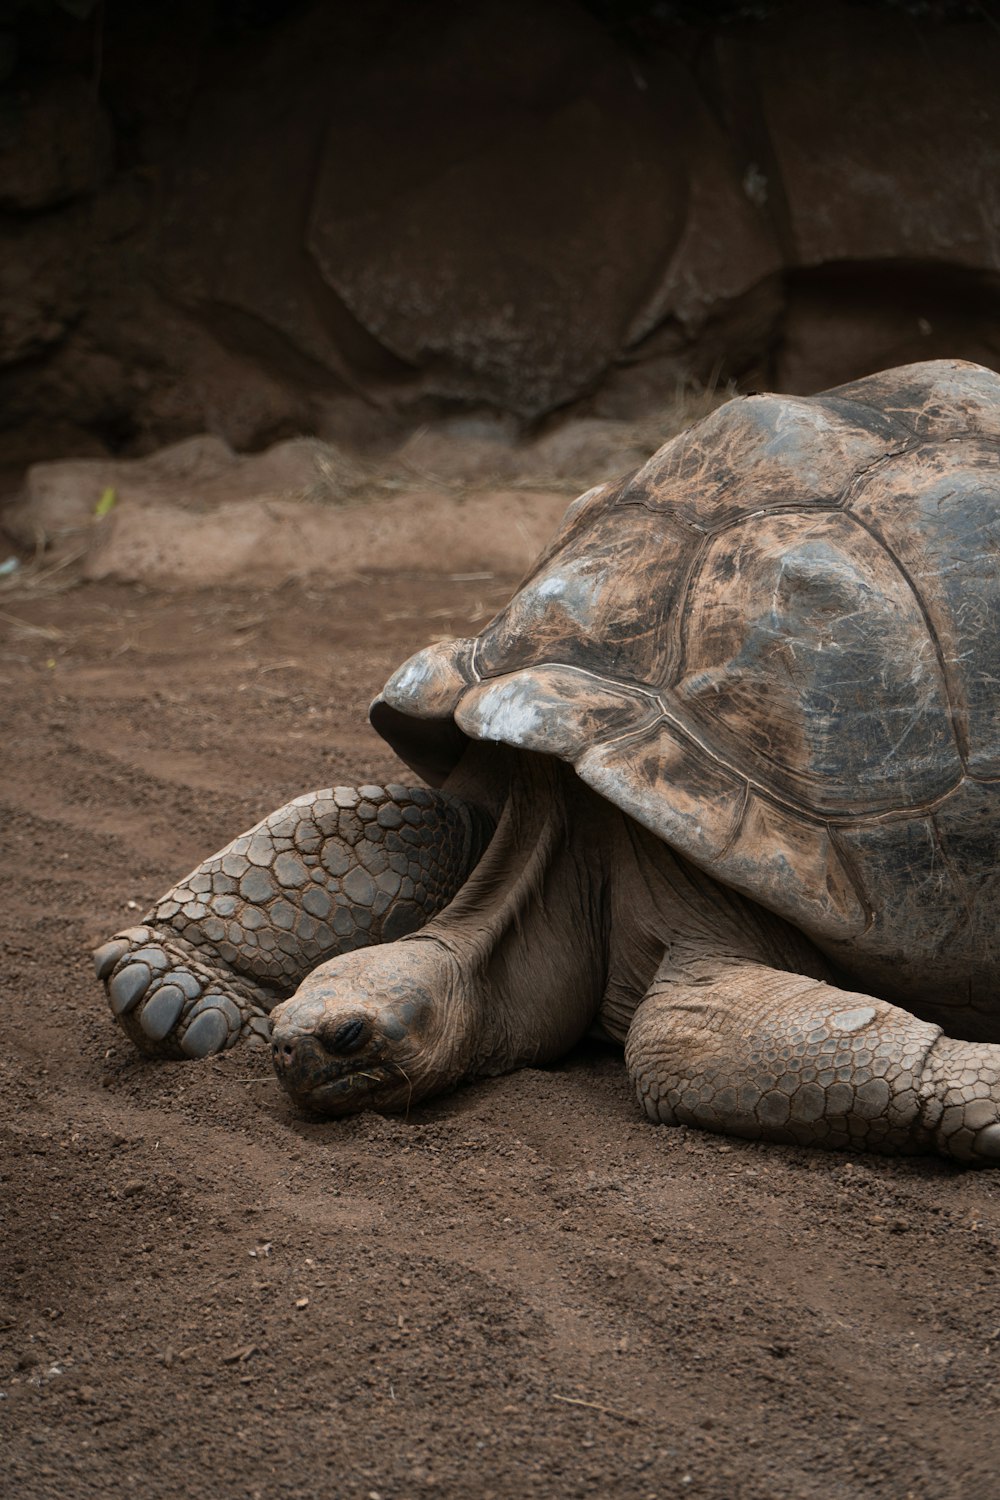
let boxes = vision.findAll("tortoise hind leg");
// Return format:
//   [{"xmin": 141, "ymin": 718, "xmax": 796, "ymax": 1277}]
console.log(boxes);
[
  {"xmin": 95, "ymin": 783, "xmax": 492, "ymax": 1059},
  {"xmin": 625, "ymin": 960, "xmax": 1000, "ymax": 1163}
]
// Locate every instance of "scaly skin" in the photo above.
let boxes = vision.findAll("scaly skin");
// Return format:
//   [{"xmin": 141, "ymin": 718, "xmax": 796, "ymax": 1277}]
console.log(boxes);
[
  {"xmin": 97, "ymin": 752, "xmax": 1000, "ymax": 1164},
  {"xmin": 268, "ymin": 760, "xmax": 1000, "ymax": 1164},
  {"xmin": 625, "ymin": 963, "xmax": 1000, "ymax": 1163},
  {"xmin": 94, "ymin": 783, "xmax": 492, "ymax": 1058}
]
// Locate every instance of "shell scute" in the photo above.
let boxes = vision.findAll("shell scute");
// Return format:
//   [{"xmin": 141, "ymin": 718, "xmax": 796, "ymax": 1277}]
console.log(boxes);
[
  {"xmin": 617, "ymin": 389, "xmax": 901, "ymax": 531},
  {"xmin": 576, "ymin": 720, "xmax": 746, "ymax": 867},
  {"xmin": 382, "ymin": 637, "xmax": 476, "ymax": 720},
  {"xmin": 671, "ymin": 509, "xmax": 960, "ymax": 814},
  {"xmin": 455, "ymin": 666, "xmax": 651, "ymax": 763},
  {"xmin": 828, "ymin": 359, "xmax": 1000, "ymax": 443},
  {"xmin": 709, "ymin": 793, "xmax": 865, "ymax": 940},
  {"xmin": 474, "ymin": 506, "xmax": 693, "ymax": 690},
  {"xmin": 848, "ymin": 441, "xmax": 1000, "ymax": 776}
]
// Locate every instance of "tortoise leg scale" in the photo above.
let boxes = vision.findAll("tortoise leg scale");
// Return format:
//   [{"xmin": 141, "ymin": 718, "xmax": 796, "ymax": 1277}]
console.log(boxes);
[
  {"xmin": 93, "ymin": 784, "xmax": 492, "ymax": 1059},
  {"xmin": 626, "ymin": 960, "xmax": 1000, "ymax": 1164}
]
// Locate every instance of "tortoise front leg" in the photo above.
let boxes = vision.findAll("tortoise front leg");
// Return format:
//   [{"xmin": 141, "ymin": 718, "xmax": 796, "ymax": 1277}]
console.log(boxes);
[
  {"xmin": 625, "ymin": 961, "xmax": 1000, "ymax": 1163},
  {"xmin": 94, "ymin": 784, "xmax": 491, "ymax": 1059}
]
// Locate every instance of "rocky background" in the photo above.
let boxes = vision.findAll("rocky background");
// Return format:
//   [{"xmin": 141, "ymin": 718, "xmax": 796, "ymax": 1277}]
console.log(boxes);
[
  {"xmin": 2, "ymin": 0, "xmax": 999, "ymax": 480},
  {"xmin": 4, "ymin": 13, "xmax": 1000, "ymax": 1495}
]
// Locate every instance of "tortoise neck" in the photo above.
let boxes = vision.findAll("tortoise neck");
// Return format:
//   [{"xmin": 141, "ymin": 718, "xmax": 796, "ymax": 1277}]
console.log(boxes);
[
  {"xmin": 425, "ymin": 747, "xmax": 611, "ymax": 1076},
  {"xmin": 440, "ymin": 737, "xmax": 513, "ymax": 821}
]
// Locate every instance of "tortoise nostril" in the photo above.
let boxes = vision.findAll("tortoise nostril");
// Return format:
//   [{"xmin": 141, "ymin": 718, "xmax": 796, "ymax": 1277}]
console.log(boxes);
[{"xmin": 327, "ymin": 1017, "xmax": 369, "ymax": 1054}]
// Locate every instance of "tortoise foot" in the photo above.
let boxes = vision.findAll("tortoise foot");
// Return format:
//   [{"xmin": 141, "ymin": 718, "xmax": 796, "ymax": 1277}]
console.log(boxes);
[{"xmin": 94, "ymin": 925, "xmax": 274, "ymax": 1058}]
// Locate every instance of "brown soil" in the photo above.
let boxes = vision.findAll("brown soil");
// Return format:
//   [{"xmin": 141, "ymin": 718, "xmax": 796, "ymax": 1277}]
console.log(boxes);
[{"xmin": 2, "ymin": 574, "xmax": 999, "ymax": 1500}]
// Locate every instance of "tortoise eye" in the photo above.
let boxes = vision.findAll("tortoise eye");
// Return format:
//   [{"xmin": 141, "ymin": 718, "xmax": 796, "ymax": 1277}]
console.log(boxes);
[{"xmin": 328, "ymin": 1017, "xmax": 369, "ymax": 1054}]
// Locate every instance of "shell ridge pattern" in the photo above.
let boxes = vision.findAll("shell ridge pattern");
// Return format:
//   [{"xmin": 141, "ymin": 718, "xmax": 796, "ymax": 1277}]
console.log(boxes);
[
  {"xmin": 662, "ymin": 529, "xmax": 712, "ymax": 692},
  {"xmin": 643, "ymin": 700, "xmax": 962, "ymax": 829},
  {"xmin": 472, "ymin": 658, "xmax": 661, "ymax": 701},
  {"xmin": 617, "ymin": 485, "xmax": 708, "ymax": 536},
  {"xmin": 667, "ymin": 503, "xmax": 961, "ymax": 816},
  {"xmin": 837, "ymin": 501, "xmax": 968, "ymax": 768},
  {"xmin": 469, "ymin": 636, "xmax": 486, "ymax": 685},
  {"xmin": 824, "ymin": 823, "xmax": 878, "ymax": 935},
  {"xmin": 833, "ymin": 442, "xmax": 922, "ymax": 510},
  {"xmin": 711, "ymin": 778, "xmax": 753, "ymax": 862}
]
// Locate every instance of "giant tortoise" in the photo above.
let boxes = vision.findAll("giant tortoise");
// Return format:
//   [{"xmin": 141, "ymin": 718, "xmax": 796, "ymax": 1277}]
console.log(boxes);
[{"xmin": 94, "ymin": 359, "xmax": 1000, "ymax": 1163}]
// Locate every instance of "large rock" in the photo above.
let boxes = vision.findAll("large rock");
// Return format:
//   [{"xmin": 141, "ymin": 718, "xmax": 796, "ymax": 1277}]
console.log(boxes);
[
  {"xmin": 154, "ymin": 0, "xmax": 709, "ymax": 419},
  {"xmin": 739, "ymin": 7, "xmax": 1000, "ymax": 273},
  {"xmin": 2, "ymin": 0, "xmax": 1000, "ymax": 464},
  {"xmin": 155, "ymin": 5, "xmax": 397, "ymax": 397},
  {"xmin": 621, "ymin": 53, "xmax": 782, "ymax": 364},
  {"xmin": 306, "ymin": 0, "xmax": 689, "ymax": 415},
  {"xmin": 777, "ymin": 263, "xmax": 1000, "ymax": 395},
  {"xmin": 712, "ymin": 3, "xmax": 1000, "ymax": 391}
]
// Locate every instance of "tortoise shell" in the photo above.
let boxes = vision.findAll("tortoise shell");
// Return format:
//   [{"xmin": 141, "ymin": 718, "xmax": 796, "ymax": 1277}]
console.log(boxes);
[{"xmin": 372, "ymin": 361, "xmax": 1000, "ymax": 1029}]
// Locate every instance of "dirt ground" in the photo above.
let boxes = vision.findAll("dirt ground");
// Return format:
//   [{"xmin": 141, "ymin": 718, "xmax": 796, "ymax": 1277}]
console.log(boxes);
[{"xmin": 2, "ymin": 572, "xmax": 1000, "ymax": 1500}]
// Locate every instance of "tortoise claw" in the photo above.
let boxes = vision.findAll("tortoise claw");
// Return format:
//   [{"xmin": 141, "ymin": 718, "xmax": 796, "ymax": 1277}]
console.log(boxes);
[
  {"xmin": 180, "ymin": 1002, "xmax": 233, "ymax": 1058},
  {"xmin": 93, "ymin": 938, "xmax": 130, "ymax": 980},
  {"xmin": 108, "ymin": 962, "xmax": 152, "ymax": 1015},
  {"xmin": 139, "ymin": 983, "xmax": 185, "ymax": 1041}
]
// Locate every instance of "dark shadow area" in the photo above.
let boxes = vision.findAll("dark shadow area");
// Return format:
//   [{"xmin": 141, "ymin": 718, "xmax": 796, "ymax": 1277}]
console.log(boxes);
[
  {"xmin": 776, "ymin": 260, "xmax": 1000, "ymax": 392},
  {"xmin": 1, "ymin": 0, "xmax": 998, "ymax": 467}
]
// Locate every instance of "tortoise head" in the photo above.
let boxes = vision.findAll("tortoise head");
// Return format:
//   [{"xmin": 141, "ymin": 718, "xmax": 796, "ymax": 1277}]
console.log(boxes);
[{"xmin": 269, "ymin": 941, "xmax": 464, "ymax": 1116}]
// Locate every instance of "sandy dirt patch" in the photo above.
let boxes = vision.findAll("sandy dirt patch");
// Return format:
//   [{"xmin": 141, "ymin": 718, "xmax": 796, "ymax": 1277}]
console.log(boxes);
[{"xmin": 1, "ymin": 574, "xmax": 999, "ymax": 1499}]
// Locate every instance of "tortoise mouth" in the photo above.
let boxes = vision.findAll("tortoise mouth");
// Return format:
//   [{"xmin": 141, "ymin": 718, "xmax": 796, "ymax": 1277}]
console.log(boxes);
[
  {"xmin": 290, "ymin": 1062, "xmax": 396, "ymax": 1116},
  {"xmin": 270, "ymin": 1023, "xmax": 417, "ymax": 1115},
  {"xmin": 271, "ymin": 1031, "xmax": 392, "ymax": 1109}
]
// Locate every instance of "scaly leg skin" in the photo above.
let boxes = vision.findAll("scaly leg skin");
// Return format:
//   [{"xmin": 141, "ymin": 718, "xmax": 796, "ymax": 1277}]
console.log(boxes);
[
  {"xmin": 94, "ymin": 784, "xmax": 492, "ymax": 1060},
  {"xmin": 625, "ymin": 961, "xmax": 1000, "ymax": 1164}
]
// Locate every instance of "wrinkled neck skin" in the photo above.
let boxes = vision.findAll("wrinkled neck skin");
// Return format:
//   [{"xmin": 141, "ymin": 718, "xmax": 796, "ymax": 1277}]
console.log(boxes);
[
  {"xmin": 405, "ymin": 742, "xmax": 826, "ymax": 1079},
  {"xmin": 424, "ymin": 744, "xmax": 609, "ymax": 1083},
  {"xmin": 273, "ymin": 742, "xmax": 827, "ymax": 1114}
]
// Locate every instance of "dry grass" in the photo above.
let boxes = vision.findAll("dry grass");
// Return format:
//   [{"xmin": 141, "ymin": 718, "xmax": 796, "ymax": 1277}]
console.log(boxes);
[
  {"xmin": 0, "ymin": 544, "xmax": 85, "ymax": 600},
  {"xmin": 293, "ymin": 382, "xmax": 732, "ymax": 508}
]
